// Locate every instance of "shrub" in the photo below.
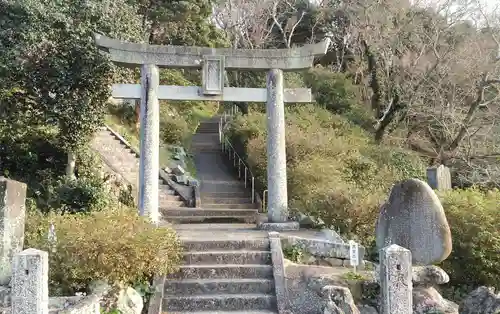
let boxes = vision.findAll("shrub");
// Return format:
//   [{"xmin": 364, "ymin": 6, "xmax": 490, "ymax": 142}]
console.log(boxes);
[
  {"xmin": 227, "ymin": 104, "xmax": 425, "ymax": 244},
  {"xmin": 438, "ymin": 188, "xmax": 500, "ymax": 289},
  {"xmin": 24, "ymin": 207, "xmax": 183, "ymax": 296},
  {"xmin": 160, "ymin": 114, "xmax": 190, "ymax": 145}
]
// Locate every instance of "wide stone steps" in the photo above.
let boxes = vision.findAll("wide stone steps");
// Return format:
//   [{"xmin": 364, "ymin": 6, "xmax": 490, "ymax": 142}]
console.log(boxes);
[
  {"xmin": 182, "ymin": 239, "xmax": 270, "ymax": 251},
  {"xmin": 168, "ymin": 310, "xmax": 277, "ymax": 314},
  {"xmin": 164, "ymin": 278, "xmax": 274, "ymax": 295},
  {"xmin": 163, "ymin": 238, "xmax": 277, "ymax": 313},
  {"xmin": 202, "ymin": 203, "xmax": 256, "ymax": 209},
  {"xmin": 183, "ymin": 251, "xmax": 271, "ymax": 265},
  {"xmin": 161, "ymin": 208, "xmax": 257, "ymax": 217},
  {"xmin": 167, "ymin": 264, "xmax": 273, "ymax": 280},
  {"xmin": 163, "ymin": 294, "xmax": 277, "ymax": 312},
  {"xmin": 201, "ymin": 197, "xmax": 253, "ymax": 204},
  {"xmin": 92, "ymin": 128, "xmax": 184, "ymax": 207}
]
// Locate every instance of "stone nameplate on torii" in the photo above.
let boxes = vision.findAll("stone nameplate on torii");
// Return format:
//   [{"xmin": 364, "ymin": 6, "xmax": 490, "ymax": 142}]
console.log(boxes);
[{"xmin": 95, "ymin": 34, "xmax": 329, "ymax": 230}]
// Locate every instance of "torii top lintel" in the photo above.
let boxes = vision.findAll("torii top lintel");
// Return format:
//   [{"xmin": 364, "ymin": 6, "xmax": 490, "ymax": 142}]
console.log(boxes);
[{"xmin": 94, "ymin": 34, "xmax": 330, "ymax": 71}]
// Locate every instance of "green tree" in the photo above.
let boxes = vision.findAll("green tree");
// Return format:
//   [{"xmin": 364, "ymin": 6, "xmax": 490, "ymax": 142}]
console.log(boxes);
[{"xmin": 0, "ymin": 0, "xmax": 143, "ymax": 177}]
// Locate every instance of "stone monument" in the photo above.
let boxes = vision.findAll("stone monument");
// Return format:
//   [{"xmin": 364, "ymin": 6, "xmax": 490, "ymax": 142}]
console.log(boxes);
[
  {"xmin": 376, "ymin": 178, "xmax": 458, "ymax": 314},
  {"xmin": 94, "ymin": 34, "xmax": 329, "ymax": 229}
]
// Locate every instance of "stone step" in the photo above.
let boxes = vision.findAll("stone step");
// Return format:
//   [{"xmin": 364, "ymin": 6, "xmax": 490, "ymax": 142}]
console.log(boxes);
[
  {"xmin": 162, "ymin": 215, "xmax": 256, "ymax": 224},
  {"xmin": 159, "ymin": 201, "xmax": 186, "ymax": 207},
  {"xmin": 162, "ymin": 294, "xmax": 276, "ymax": 312},
  {"xmin": 201, "ymin": 197, "xmax": 253, "ymax": 204},
  {"xmin": 182, "ymin": 239, "xmax": 270, "ymax": 252},
  {"xmin": 183, "ymin": 250, "xmax": 271, "ymax": 265},
  {"xmin": 164, "ymin": 278, "xmax": 274, "ymax": 296},
  {"xmin": 168, "ymin": 311, "xmax": 277, "ymax": 314},
  {"xmin": 161, "ymin": 208, "xmax": 257, "ymax": 217},
  {"xmin": 159, "ymin": 194, "xmax": 182, "ymax": 201},
  {"xmin": 202, "ymin": 203, "xmax": 257, "ymax": 210},
  {"xmin": 202, "ymin": 191, "xmax": 251, "ymax": 198},
  {"xmin": 167, "ymin": 265, "xmax": 273, "ymax": 280}
]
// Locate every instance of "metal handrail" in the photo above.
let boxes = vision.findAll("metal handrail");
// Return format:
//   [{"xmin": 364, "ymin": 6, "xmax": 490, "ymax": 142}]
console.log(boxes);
[
  {"xmin": 262, "ymin": 189, "xmax": 268, "ymax": 212},
  {"xmin": 219, "ymin": 104, "xmax": 256, "ymax": 203}
]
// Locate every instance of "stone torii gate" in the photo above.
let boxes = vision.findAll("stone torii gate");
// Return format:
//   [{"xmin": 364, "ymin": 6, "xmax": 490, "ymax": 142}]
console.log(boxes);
[{"xmin": 94, "ymin": 34, "xmax": 329, "ymax": 229}]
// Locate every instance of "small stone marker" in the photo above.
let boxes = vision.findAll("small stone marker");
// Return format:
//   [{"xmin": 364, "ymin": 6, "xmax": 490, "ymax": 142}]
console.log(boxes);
[
  {"xmin": 379, "ymin": 244, "xmax": 412, "ymax": 314},
  {"xmin": 11, "ymin": 248, "xmax": 49, "ymax": 314},
  {"xmin": 0, "ymin": 177, "xmax": 27, "ymax": 286},
  {"xmin": 426, "ymin": 165, "xmax": 452, "ymax": 191},
  {"xmin": 376, "ymin": 178, "xmax": 452, "ymax": 265},
  {"xmin": 349, "ymin": 240, "xmax": 359, "ymax": 271}
]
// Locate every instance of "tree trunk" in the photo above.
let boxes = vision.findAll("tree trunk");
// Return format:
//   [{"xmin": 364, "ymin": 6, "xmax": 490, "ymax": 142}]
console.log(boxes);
[{"xmin": 66, "ymin": 152, "xmax": 76, "ymax": 178}]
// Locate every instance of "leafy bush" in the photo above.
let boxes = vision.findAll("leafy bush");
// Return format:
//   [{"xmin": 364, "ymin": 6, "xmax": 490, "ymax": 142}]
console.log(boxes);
[
  {"xmin": 228, "ymin": 105, "xmax": 425, "ymax": 244},
  {"xmin": 160, "ymin": 114, "xmax": 190, "ymax": 145},
  {"xmin": 24, "ymin": 207, "xmax": 183, "ymax": 296},
  {"xmin": 438, "ymin": 188, "xmax": 500, "ymax": 289},
  {"xmin": 304, "ymin": 67, "xmax": 373, "ymax": 130}
]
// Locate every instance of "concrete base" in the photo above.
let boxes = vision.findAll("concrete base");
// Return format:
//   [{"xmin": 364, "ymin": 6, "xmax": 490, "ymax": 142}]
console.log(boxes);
[{"xmin": 257, "ymin": 221, "xmax": 300, "ymax": 231}]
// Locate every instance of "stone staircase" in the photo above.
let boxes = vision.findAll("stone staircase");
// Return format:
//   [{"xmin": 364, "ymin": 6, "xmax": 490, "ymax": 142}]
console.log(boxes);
[
  {"xmin": 91, "ymin": 127, "xmax": 186, "ymax": 208},
  {"xmin": 163, "ymin": 238, "xmax": 277, "ymax": 314},
  {"xmin": 185, "ymin": 116, "xmax": 258, "ymax": 223}
]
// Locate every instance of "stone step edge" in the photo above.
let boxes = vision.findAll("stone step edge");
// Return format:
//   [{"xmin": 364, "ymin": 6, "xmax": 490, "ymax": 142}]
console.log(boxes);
[
  {"xmin": 163, "ymin": 293, "xmax": 275, "ymax": 301},
  {"xmin": 163, "ymin": 215, "xmax": 256, "ymax": 220},
  {"xmin": 165, "ymin": 278, "xmax": 273, "ymax": 284},
  {"xmin": 167, "ymin": 311, "xmax": 277, "ymax": 314},
  {"xmin": 161, "ymin": 207, "xmax": 258, "ymax": 212},
  {"xmin": 183, "ymin": 250, "xmax": 270, "ymax": 256},
  {"xmin": 179, "ymin": 264, "xmax": 272, "ymax": 270}
]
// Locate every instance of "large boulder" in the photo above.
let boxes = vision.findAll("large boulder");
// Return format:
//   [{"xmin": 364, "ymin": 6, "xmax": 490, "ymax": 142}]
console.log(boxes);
[
  {"xmin": 116, "ymin": 286, "xmax": 143, "ymax": 314},
  {"xmin": 375, "ymin": 178, "xmax": 452, "ymax": 265},
  {"xmin": 459, "ymin": 286, "xmax": 500, "ymax": 314}
]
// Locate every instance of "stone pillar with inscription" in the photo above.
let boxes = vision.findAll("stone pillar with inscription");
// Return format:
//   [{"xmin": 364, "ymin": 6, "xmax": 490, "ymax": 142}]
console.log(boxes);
[
  {"xmin": 426, "ymin": 165, "xmax": 452, "ymax": 191},
  {"xmin": 379, "ymin": 244, "xmax": 412, "ymax": 314},
  {"xmin": 0, "ymin": 177, "xmax": 27, "ymax": 286},
  {"xmin": 138, "ymin": 64, "xmax": 160, "ymax": 224}
]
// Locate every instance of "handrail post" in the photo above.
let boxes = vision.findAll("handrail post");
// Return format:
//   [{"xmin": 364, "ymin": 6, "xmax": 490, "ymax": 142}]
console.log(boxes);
[
  {"xmin": 263, "ymin": 190, "xmax": 268, "ymax": 212},
  {"xmin": 233, "ymin": 152, "xmax": 236, "ymax": 166},
  {"xmin": 252, "ymin": 177, "xmax": 255, "ymax": 203},
  {"xmin": 238, "ymin": 159, "xmax": 241, "ymax": 178},
  {"xmin": 244, "ymin": 168, "xmax": 247, "ymax": 188}
]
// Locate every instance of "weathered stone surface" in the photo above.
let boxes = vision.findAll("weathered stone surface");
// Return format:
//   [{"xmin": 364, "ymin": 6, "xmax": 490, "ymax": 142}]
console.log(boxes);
[
  {"xmin": 0, "ymin": 177, "xmax": 27, "ymax": 286},
  {"xmin": 116, "ymin": 287, "xmax": 143, "ymax": 314},
  {"xmin": 266, "ymin": 69, "xmax": 288, "ymax": 223},
  {"xmin": 11, "ymin": 248, "xmax": 49, "ymax": 314},
  {"xmin": 282, "ymin": 236, "xmax": 365, "ymax": 261},
  {"xmin": 412, "ymin": 265, "xmax": 449, "ymax": 286},
  {"xmin": 94, "ymin": 33, "xmax": 330, "ymax": 70},
  {"xmin": 320, "ymin": 229, "xmax": 345, "ymax": 243},
  {"xmin": 258, "ymin": 222, "xmax": 299, "ymax": 231},
  {"xmin": 379, "ymin": 244, "xmax": 412, "ymax": 314},
  {"xmin": 376, "ymin": 178, "xmax": 452, "ymax": 265},
  {"xmin": 138, "ymin": 64, "xmax": 160, "ymax": 224},
  {"xmin": 269, "ymin": 232, "xmax": 288, "ymax": 314},
  {"xmin": 413, "ymin": 286, "xmax": 458, "ymax": 314},
  {"xmin": 322, "ymin": 285, "xmax": 360, "ymax": 314},
  {"xmin": 172, "ymin": 165, "xmax": 186, "ymax": 176},
  {"xmin": 426, "ymin": 165, "xmax": 452, "ymax": 191},
  {"xmin": 459, "ymin": 286, "xmax": 500, "ymax": 314}
]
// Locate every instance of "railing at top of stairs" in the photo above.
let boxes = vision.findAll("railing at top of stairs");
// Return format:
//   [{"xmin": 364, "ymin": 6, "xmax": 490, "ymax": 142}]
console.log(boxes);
[{"xmin": 218, "ymin": 105, "xmax": 259, "ymax": 205}]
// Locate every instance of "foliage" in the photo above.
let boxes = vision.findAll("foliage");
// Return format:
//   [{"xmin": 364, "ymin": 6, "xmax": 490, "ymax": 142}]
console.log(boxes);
[
  {"xmin": 342, "ymin": 271, "xmax": 366, "ymax": 281},
  {"xmin": 0, "ymin": 0, "xmax": 143, "ymax": 174},
  {"xmin": 438, "ymin": 188, "xmax": 500, "ymax": 289},
  {"xmin": 24, "ymin": 207, "xmax": 183, "ymax": 296},
  {"xmin": 282, "ymin": 245, "xmax": 305, "ymax": 263},
  {"xmin": 228, "ymin": 105, "xmax": 425, "ymax": 244}
]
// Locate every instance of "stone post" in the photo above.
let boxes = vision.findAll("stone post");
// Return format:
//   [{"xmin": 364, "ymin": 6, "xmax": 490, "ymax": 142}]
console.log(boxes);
[
  {"xmin": 11, "ymin": 248, "xmax": 49, "ymax": 314},
  {"xmin": 379, "ymin": 244, "xmax": 412, "ymax": 314},
  {"xmin": 426, "ymin": 165, "xmax": 452, "ymax": 191},
  {"xmin": 139, "ymin": 64, "xmax": 160, "ymax": 224},
  {"xmin": 0, "ymin": 177, "xmax": 27, "ymax": 286},
  {"xmin": 266, "ymin": 69, "xmax": 288, "ymax": 223}
]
